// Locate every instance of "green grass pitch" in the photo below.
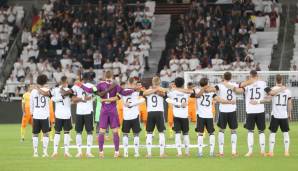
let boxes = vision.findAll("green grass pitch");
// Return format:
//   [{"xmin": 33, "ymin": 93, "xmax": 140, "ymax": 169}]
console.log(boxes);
[{"xmin": 0, "ymin": 123, "xmax": 297, "ymax": 171}]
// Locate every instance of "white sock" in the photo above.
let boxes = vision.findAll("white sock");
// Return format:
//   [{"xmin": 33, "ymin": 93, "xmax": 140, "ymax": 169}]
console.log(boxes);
[
  {"xmin": 76, "ymin": 134, "xmax": 82, "ymax": 154},
  {"xmin": 159, "ymin": 133, "xmax": 165, "ymax": 156},
  {"xmin": 197, "ymin": 135, "xmax": 203, "ymax": 155},
  {"xmin": 134, "ymin": 135, "xmax": 140, "ymax": 155},
  {"xmin": 32, "ymin": 136, "xmax": 38, "ymax": 154},
  {"xmin": 42, "ymin": 136, "xmax": 49, "ymax": 154},
  {"xmin": 269, "ymin": 133, "xmax": 276, "ymax": 153},
  {"xmin": 123, "ymin": 135, "xmax": 129, "ymax": 156},
  {"xmin": 53, "ymin": 134, "xmax": 60, "ymax": 153},
  {"xmin": 64, "ymin": 134, "xmax": 70, "ymax": 154},
  {"xmin": 259, "ymin": 132, "xmax": 265, "ymax": 153},
  {"xmin": 231, "ymin": 133, "xmax": 237, "ymax": 154},
  {"xmin": 175, "ymin": 133, "xmax": 182, "ymax": 155},
  {"xmin": 86, "ymin": 134, "xmax": 93, "ymax": 154},
  {"xmin": 209, "ymin": 134, "xmax": 215, "ymax": 155},
  {"xmin": 247, "ymin": 132, "xmax": 254, "ymax": 153},
  {"xmin": 183, "ymin": 134, "xmax": 190, "ymax": 155},
  {"xmin": 283, "ymin": 132, "xmax": 290, "ymax": 153},
  {"xmin": 146, "ymin": 134, "xmax": 153, "ymax": 156},
  {"xmin": 218, "ymin": 131, "xmax": 224, "ymax": 154}
]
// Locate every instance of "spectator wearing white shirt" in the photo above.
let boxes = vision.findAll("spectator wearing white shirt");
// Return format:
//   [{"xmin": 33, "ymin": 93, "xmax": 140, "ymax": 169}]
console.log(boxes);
[
  {"xmin": 160, "ymin": 65, "xmax": 169, "ymax": 88},
  {"xmin": 42, "ymin": 0, "xmax": 54, "ymax": 19},
  {"xmin": 53, "ymin": 67, "xmax": 64, "ymax": 83},
  {"xmin": 71, "ymin": 58, "xmax": 82, "ymax": 75},
  {"xmin": 233, "ymin": 56, "xmax": 245, "ymax": 71},
  {"xmin": 103, "ymin": 59, "xmax": 113, "ymax": 72},
  {"xmin": 120, "ymin": 59, "xmax": 129, "ymax": 77},
  {"xmin": 93, "ymin": 49, "xmax": 102, "ymax": 69},
  {"xmin": 253, "ymin": 0, "xmax": 264, "ymax": 12},
  {"xmin": 189, "ymin": 54, "xmax": 199, "ymax": 71},
  {"xmin": 249, "ymin": 27, "xmax": 258, "ymax": 48},
  {"xmin": 50, "ymin": 29, "xmax": 60, "ymax": 49},
  {"xmin": 255, "ymin": 12, "xmax": 266, "ymax": 31},
  {"xmin": 60, "ymin": 51, "xmax": 72, "ymax": 69},
  {"xmin": 169, "ymin": 55, "xmax": 179, "ymax": 72},
  {"xmin": 179, "ymin": 54, "xmax": 189, "ymax": 71},
  {"xmin": 6, "ymin": 74, "xmax": 17, "ymax": 97},
  {"xmin": 112, "ymin": 58, "xmax": 121, "ymax": 77},
  {"xmin": 139, "ymin": 39, "xmax": 150, "ymax": 70},
  {"xmin": 21, "ymin": 27, "xmax": 31, "ymax": 46},
  {"xmin": 72, "ymin": 18, "xmax": 82, "ymax": 36}
]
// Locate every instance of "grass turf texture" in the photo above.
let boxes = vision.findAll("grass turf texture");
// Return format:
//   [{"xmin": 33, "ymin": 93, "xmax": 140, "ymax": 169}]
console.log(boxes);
[{"xmin": 0, "ymin": 123, "xmax": 297, "ymax": 171}]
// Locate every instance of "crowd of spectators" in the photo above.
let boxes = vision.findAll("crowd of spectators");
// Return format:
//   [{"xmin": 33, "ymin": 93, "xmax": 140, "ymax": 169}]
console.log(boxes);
[
  {"xmin": 159, "ymin": 0, "xmax": 281, "ymax": 87},
  {"xmin": 4, "ymin": 0, "xmax": 155, "ymax": 97},
  {"xmin": 0, "ymin": 3, "xmax": 24, "ymax": 68}
]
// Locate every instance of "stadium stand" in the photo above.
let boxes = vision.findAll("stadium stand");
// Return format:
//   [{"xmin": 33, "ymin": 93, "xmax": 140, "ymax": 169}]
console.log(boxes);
[
  {"xmin": 158, "ymin": 0, "xmax": 281, "ymax": 87},
  {"xmin": 0, "ymin": 3, "xmax": 24, "ymax": 67},
  {"xmin": 2, "ymin": 0, "xmax": 155, "ymax": 97}
]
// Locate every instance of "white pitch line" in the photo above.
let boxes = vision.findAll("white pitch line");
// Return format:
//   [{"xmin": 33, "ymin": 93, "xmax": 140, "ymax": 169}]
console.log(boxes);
[{"xmin": 63, "ymin": 144, "xmax": 208, "ymax": 149}]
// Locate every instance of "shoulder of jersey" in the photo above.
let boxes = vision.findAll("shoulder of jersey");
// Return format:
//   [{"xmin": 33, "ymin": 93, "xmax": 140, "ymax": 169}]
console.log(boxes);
[{"xmin": 40, "ymin": 87, "xmax": 50, "ymax": 91}]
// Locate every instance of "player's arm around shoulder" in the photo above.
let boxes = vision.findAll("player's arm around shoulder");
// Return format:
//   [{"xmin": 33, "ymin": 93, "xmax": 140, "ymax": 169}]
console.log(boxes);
[
  {"xmin": 143, "ymin": 88, "xmax": 157, "ymax": 96},
  {"xmin": 214, "ymin": 94, "xmax": 236, "ymax": 105}
]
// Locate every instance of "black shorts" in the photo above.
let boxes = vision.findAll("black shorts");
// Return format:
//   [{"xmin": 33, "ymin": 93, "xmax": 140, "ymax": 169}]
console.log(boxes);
[
  {"xmin": 245, "ymin": 112, "xmax": 265, "ymax": 131},
  {"xmin": 269, "ymin": 116, "xmax": 290, "ymax": 133},
  {"xmin": 55, "ymin": 118, "xmax": 73, "ymax": 132},
  {"xmin": 173, "ymin": 117, "xmax": 189, "ymax": 134},
  {"xmin": 195, "ymin": 116, "xmax": 215, "ymax": 134},
  {"xmin": 217, "ymin": 111, "xmax": 238, "ymax": 130},
  {"xmin": 32, "ymin": 118, "xmax": 50, "ymax": 134},
  {"xmin": 146, "ymin": 111, "xmax": 166, "ymax": 133},
  {"xmin": 75, "ymin": 113, "xmax": 94, "ymax": 133},
  {"xmin": 122, "ymin": 116, "xmax": 141, "ymax": 134}
]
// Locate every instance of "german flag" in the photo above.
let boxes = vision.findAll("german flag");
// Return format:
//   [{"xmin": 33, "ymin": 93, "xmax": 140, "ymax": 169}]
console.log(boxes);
[{"xmin": 31, "ymin": 15, "xmax": 42, "ymax": 33}]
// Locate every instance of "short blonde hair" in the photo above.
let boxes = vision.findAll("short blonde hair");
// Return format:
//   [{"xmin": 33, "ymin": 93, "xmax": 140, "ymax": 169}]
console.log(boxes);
[{"xmin": 152, "ymin": 76, "xmax": 160, "ymax": 86}]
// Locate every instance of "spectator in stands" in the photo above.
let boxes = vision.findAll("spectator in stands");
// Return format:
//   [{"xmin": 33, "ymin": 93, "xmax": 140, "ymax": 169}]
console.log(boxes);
[
  {"xmin": 6, "ymin": 74, "xmax": 17, "ymax": 97},
  {"xmin": 255, "ymin": 12, "xmax": 267, "ymax": 31}
]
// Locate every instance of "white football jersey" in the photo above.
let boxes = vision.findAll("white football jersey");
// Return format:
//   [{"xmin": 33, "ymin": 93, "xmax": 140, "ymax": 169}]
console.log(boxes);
[
  {"xmin": 72, "ymin": 83, "xmax": 94, "ymax": 115},
  {"xmin": 30, "ymin": 88, "xmax": 50, "ymax": 119},
  {"xmin": 216, "ymin": 82, "xmax": 238, "ymax": 113},
  {"xmin": 51, "ymin": 86, "xmax": 72, "ymax": 119},
  {"xmin": 121, "ymin": 90, "xmax": 141, "ymax": 120},
  {"xmin": 167, "ymin": 90, "xmax": 190, "ymax": 118},
  {"xmin": 244, "ymin": 80, "xmax": 267, "ymax": 114},
  {"xmin": 146, "ymin": 92, "xmax": 164, "ymax": 112},
  {"xmin": 196, "ymin": 89, "xmax": 216, "ymax": 118},
  {"xmin": 271, "ymin": 87, "xmax": 291, "ymax": 119}
]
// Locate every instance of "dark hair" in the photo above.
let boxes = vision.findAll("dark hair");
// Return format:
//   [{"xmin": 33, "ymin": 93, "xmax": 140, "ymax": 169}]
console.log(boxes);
[
  {"xmin": 82, "ymin": 73, "xmax": 90, "ymax": 81},
  {"xmin": 36, "ymin": 74, "xmax": 48, "ymax": 86},
  {"xmin": 174, "ymin": 77, "xmax": 185, "ymax": 88},
  {"xmin": 276, "ymin": 74, "xmax": 283, "ymax": 84},
  {"xmin": 60, "ymin": 76, "xmax": 68, "ymax": 83},
  {"xmin": 187, "ymin": 82, "xmax": 194, "ymax": 88},
  {"xmin": 128, "ymin": 77, "xmax": 135, "ymax": 84},
  {"xmin": 224, "ymin": 72, "xmax": 232, "ymax": 81},
  {"xmin": 250, "ymin": 70, "xmax": 258, "ymax": 77},
  {"xmin": 199, "ymin": 77, "xmax": 208, "ymax": 87},
  {"xmin": 120, "ymin": 82, "xmax": 126, "ymax": 86}
]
